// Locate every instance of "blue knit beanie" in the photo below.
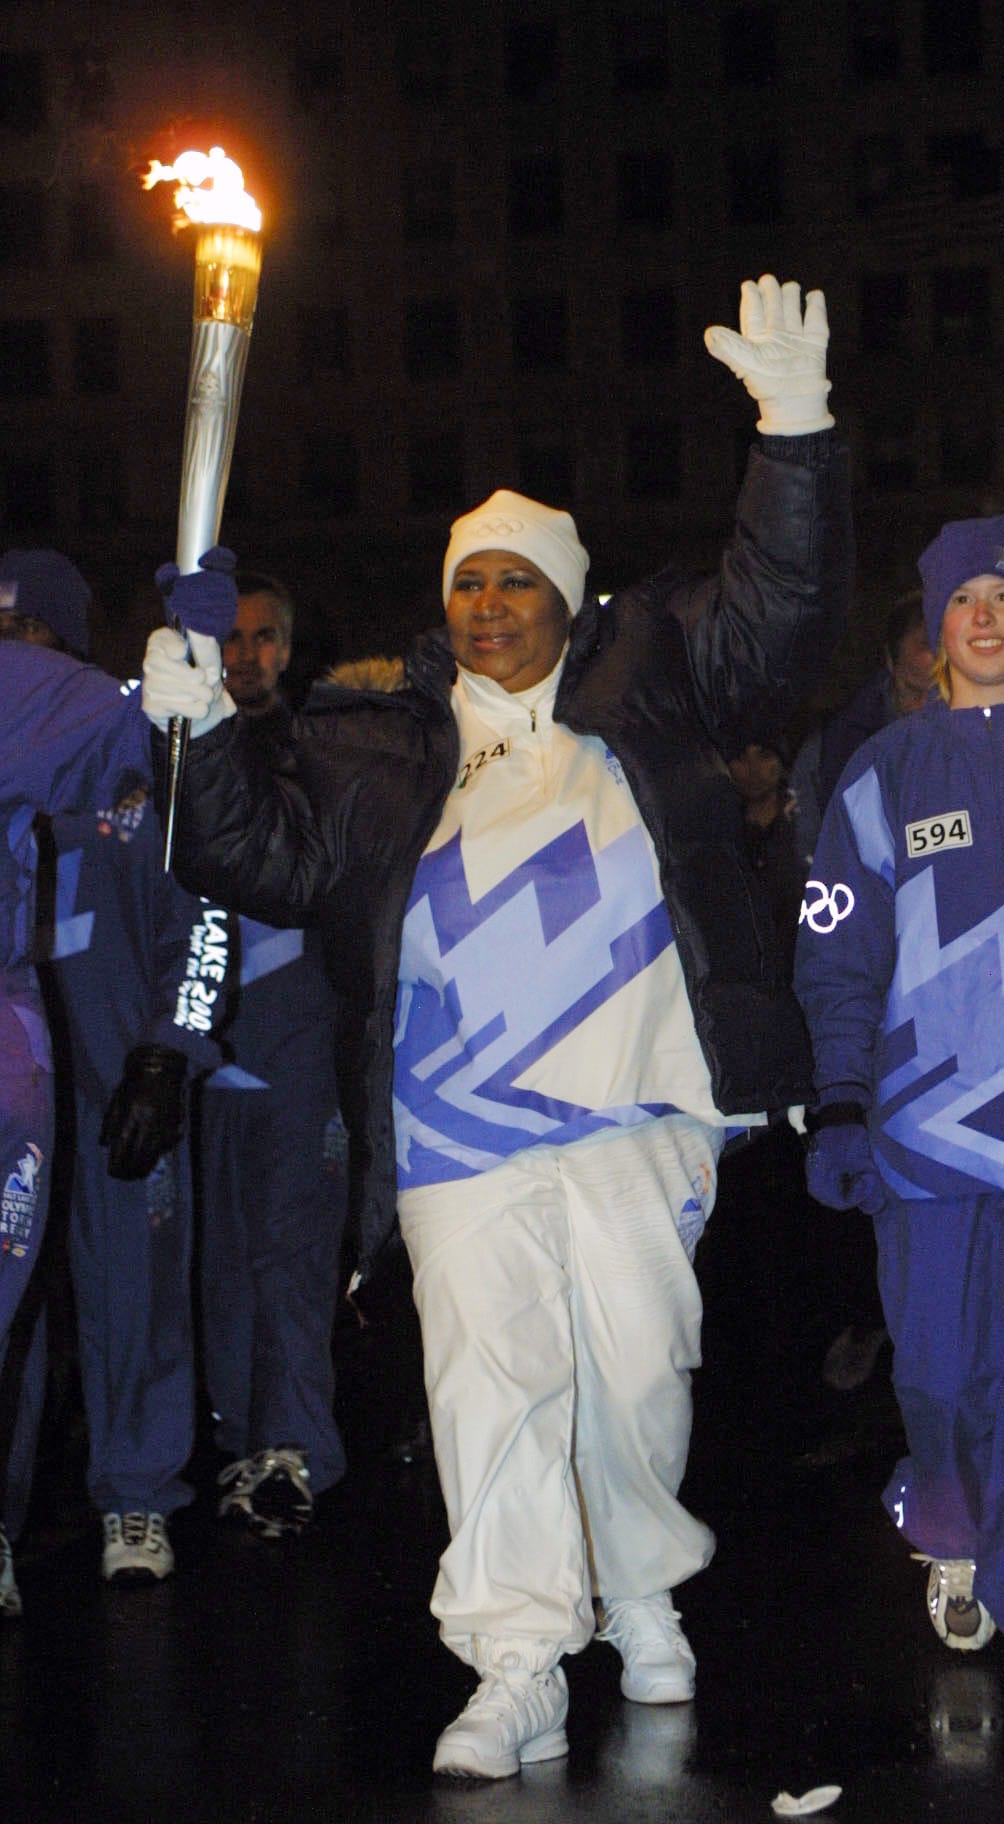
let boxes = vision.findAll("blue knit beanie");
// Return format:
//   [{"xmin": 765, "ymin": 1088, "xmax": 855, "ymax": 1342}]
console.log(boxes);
[
  {"xmin": 918, "ymin": 517, "xmax": 1004, "ymax": 649},
  {"xmin": 0, "ymin": 548, "xmax": 91, "ymax": 655}
]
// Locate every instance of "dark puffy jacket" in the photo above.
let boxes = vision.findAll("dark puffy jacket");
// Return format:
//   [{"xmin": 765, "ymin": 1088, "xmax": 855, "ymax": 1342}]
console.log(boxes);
[{"xmin": 163, "ymin": 433, "xmax": 852, "ymax": 1276}]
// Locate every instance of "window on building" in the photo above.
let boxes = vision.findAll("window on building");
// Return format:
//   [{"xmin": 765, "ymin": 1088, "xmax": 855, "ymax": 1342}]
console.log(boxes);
[
  {"xmin": 616, "ymin": 148, "xmax": 672, "ymax": 228},
  {"xmin": 305, "ymin": 212, "xmax": 352, "ymax": 254},
  {"xmin": 404, "ymin": 298, "xmax": 461, "ymax": 379},
  {"xmin": 298, "ymin": 431, "xmax": 359, "ymax": 514},
  {"xmin": 727, "ymin": 142, "xmax": 783, "ymax": 224},
  {"xmin": 2, "ymin": 452, "xmax": 53, "ymax": 531},
  {"xmin": 223, "ymin": 451, "xmax": 254, "ymax": 522},
  {"xmin": 848, "ymin": 0, "xmax": 901, "ymax": 80},
  {"xmin": 928, "ymin": 132, "xmax": 1000, "ymax": 200},
  {"xmin": 511, "ymin": 293, "xmax": 568, "ymax": 371},
  {"xmin": 0, "ymin": 319, "xmax": 51, "ymax": 397},
  {"xmin": 931, "ymin": 266, "xmax": 991, "ymax": 353},
  {"xmin": 505, "ymin": 19, "xmax": 560, "ymax": 100},
  {"xmin": 69, "ymin": 181, "xmax": 116, "ymax": 262},
  {"xmin": 409, "ymin": 428, "xmax": 464, "ymax": 513},
  {"xmin": 924, "ymin": 0, "xmax": 981, "ymax": 74},
  {"xmin": 297, "ymin": 305, "xmax": 352, "ymax": 383},
  {"xmin": 73, "ymin": 316, "xmax": 120, "ymax": 394},
  {"xmin": 291, "ymin": 46, "xmax": 344, "ymax": 109},
  {"xmin": 67, "ymin": 43, "xmax": 112, "ymax": 125},
  {"xmin": 734, "ymin": 425, "xmax": 754, "ymax": 485},
  {"xmin": 621, "ymin": 286, "xmax": 677, "ymax": 365},
  {"xmin": 77, "ymin": 446, "xmax": 125, "ymax": 526},
  {"xmin": 859, "ymin": 271, "xmax": 909, "ymax": 354},
  {"xmin": 0, "ymin": 184, "xmax": 46, "ymax": 265},
  {"xmin": 508, "ymin": 155, "xmax": 564, "ymax": 235},
  {"xmin": 0, "ymin": 51, "xmax": 47, "ymax": 133},
  {"xmin": 625, "ymin": 418, "xmax": 681, "ymax": 500},
  {"xmin": 517, "ymin": 426, "xmax": 573, "ymax": 502},
  {"xmin": 612, "ymin": 10, "xmax": 671, "ymax": 93},
  {"xmin": 396, "ymin": 16, "xmax": 451, "ymax": 103},
  {"xmin": 853, "ymin": 132, "xmax": 905, "ymax": 216},
  {"xmin": 720, "ymin": 4, "xmax": 778, "ymax": 86},
  {"xmin": 403, "ymin": 159, "xmax": 457, "ymax": 243},
  {"xmin": 939, "ymin": 404, "xmax": 993, "ymax": 488},
  {"xmin": 864, "ymin": 413, "xmax": 916, "ymax": 490}
]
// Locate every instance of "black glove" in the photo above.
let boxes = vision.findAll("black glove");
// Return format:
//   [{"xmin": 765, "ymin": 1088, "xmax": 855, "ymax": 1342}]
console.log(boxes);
[{"xmin": 100, "ymin": 1045, "xmax": 188, "ymax": 1181}]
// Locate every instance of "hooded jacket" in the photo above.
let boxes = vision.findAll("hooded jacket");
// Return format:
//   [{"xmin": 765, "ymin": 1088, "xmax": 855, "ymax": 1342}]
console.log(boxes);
[{"xmin": 163, "ymin": 433, "xmax": 852, "ymax": 1276}]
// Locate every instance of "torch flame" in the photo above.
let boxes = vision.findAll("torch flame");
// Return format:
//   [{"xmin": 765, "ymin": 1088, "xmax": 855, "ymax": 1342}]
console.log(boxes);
[{"xmin": 143, "ymin": 145, "xmax": 262, "ymax": 233}]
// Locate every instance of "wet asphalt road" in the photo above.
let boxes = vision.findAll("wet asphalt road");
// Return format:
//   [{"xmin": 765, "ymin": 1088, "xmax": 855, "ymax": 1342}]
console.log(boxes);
[{"xmin": 3, "ymin": 1132, "xmax": 1003, "ymax": 1823}]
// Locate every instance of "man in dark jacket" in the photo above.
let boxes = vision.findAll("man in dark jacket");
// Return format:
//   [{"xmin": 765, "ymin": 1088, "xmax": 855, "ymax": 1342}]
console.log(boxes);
[
  {"xmin": 142, "ymin": 275, "xmax": 852, "ymax": 1779},
  {"xmin": 199, "ymin": 575, "xmax": 347, "ymax": 1540}
]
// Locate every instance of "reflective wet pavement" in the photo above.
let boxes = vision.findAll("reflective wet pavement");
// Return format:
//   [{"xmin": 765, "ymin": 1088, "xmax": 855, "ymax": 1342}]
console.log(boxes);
[{"xmin": 3, "ymin": 1143, "xmax": 1004, "ymax": 1823}]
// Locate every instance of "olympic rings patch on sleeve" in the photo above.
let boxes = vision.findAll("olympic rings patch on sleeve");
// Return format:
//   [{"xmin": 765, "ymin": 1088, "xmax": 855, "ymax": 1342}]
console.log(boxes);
[{"xmin": 799, "ymin": 880, "xmax": 855, "ymax": 934}]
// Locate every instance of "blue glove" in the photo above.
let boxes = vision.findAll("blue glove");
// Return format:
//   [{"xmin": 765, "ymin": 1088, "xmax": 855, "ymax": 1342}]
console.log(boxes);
[
  {"xmin": 805, "ymin": 1121, "xmax": 888, "ymax": 1216},
  {"xmin": 155, "ymin": 545, "xmax": 237, "ymax": 642}
]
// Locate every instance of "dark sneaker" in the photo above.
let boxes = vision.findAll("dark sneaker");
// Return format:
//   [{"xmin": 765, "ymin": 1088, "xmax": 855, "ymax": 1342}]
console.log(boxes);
[
  {"xmin": 217, "ymin": 1447, "xmax": 313, "ymax": 1539},
  {"xmin": 0, "ymin": 1525, "xmax": 22, "ymax": 1617}
]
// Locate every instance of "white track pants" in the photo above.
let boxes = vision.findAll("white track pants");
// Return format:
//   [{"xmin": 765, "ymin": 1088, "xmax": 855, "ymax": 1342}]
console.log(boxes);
[{"xmin": 398, "ymin": 1116, "xmax": 720, "ymax": 1669}]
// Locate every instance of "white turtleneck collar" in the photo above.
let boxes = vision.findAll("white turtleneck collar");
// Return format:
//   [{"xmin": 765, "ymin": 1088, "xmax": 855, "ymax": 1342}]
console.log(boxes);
[{"xmin": 454, "ymin": 646, "xmax": 568, "ymax": 735}]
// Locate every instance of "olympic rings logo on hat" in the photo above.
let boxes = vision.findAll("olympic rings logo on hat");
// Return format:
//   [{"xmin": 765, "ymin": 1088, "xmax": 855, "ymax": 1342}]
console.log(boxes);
[
  {"xmin": 476, "ymin": 516, "xmax": 528, "ymax": 537},
  {"xmin": 799, "ymin": 880, "xmax": 855, "ymax": 934}
]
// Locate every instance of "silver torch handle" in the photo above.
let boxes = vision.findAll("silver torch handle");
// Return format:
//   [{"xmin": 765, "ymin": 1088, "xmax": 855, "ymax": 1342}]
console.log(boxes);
[{"xmin": 163, "ymin": 223, "xmax": 261, "ymax": 870}]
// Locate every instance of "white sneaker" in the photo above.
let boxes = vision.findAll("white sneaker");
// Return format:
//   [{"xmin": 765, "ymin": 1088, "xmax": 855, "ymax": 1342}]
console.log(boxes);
[
  {"xmin": 433, "ymin": 1661, "xmax": 569, "ymax": 1780},
  {"xmin": 0, "ymin": 1525, "xmax": 22, "ymax": 1617},
  {"xmin": 102, "ymin": 1512, "xmax": 174, "ymax": 1584},
  {"xmin": 913, "ymin": 1555, "xmax": 997, "ymax": 1652},
  {"xmin": 597, "ymin": 1592, "xmax": 696, "ymax": 1702}
]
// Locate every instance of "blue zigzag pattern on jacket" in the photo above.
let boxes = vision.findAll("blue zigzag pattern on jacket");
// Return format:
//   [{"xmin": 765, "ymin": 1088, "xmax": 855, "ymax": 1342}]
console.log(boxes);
[
  {"xmin": 878, "ymin": 865, "xmax": 1004, "ymax": 1191},
  {"xmin": 395, "ymin": 821, "xmax": 675, "ymax": 1181}
]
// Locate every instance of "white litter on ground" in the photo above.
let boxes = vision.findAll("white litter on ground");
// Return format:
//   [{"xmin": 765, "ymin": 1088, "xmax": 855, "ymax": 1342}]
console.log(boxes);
[{"xmin": 771, "ymin": 1786, "xmax": 842, "ymax": 1816}]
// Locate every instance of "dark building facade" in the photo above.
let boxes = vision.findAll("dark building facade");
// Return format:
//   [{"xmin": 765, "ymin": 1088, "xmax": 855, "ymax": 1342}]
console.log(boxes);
[{"xmin": 0, "ymin": 0, "xmax": 1001, "ymax": 682}]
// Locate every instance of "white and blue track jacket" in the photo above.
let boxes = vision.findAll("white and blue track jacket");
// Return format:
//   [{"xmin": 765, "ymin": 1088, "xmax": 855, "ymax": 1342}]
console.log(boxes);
[{"xmin": 794, "ymin": 695, "xmax": 1004, "ymax": 1202}]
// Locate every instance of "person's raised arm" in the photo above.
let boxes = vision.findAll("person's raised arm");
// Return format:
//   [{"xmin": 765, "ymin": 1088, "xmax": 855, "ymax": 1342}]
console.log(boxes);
[{"xmin": 658, "ymin": 274, "xmax": 850, "ymax": 747}]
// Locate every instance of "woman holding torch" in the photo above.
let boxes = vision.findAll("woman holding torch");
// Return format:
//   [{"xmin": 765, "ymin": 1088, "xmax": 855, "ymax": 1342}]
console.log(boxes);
[{"xmin": 142, "ymin": 275, "xmax": 851, "ymax": 1780}]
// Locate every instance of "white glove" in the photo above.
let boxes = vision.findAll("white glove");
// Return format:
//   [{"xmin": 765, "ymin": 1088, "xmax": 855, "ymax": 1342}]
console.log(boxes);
[
  {"xmin": 142, "ymin": 626, "xmax": 236, "ymax": 735},
  {"xmin": 704, "ymin": 274, "xmax": 833, "ymax": 434}
]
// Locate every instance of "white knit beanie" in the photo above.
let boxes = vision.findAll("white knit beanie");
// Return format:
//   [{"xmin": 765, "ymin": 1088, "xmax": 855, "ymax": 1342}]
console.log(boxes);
[{"xmin": 442, "ymin": 489, "xmax": 589, "ymax": 614}]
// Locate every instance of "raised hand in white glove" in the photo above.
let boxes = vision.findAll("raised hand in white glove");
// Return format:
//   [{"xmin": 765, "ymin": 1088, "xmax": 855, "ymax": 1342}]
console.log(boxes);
[
  {"xmin": 704, "ymin": 274, "xmax": 833, "ymax": 435},
  {"xmin": 142, "ymin": 626, "xmax": 236, "ymax": 735}
]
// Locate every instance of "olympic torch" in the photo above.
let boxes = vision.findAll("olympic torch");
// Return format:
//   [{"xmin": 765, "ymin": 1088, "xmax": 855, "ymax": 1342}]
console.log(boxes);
[{"xmin": 142, "ymin": 147, "xmax": 263, "ymax": 868}]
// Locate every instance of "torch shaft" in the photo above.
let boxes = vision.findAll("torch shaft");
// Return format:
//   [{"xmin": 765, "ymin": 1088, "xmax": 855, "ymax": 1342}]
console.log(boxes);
[{"xmin": 163, "ymin": 224, "xmax": 261, "ymax": 870}]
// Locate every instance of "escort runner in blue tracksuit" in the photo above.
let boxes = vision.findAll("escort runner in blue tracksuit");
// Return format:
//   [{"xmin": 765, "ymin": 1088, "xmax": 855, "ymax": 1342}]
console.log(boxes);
[
  {"xmin": 0, "ymin": 550, "xmax": 149, "ymax": 1615},
  {"xmin": 39, "ymin": 789, "xmax": 230, "ymax": 1582},
  {"xmin": 797, "ymin": 514, "xmax": 1004, "ymax": 1656},
  {"xmin": 199, "ymin": 575, "xmax": 347, "ymax": 1539}
]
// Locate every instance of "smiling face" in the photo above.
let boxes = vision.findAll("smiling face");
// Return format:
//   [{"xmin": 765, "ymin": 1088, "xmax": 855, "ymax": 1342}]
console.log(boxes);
[
  {"xmin": 940, "ymin": 573, "xmax": 1004, "ymax": 708},
  {"xmin": 444, "ymin": 548, "xmax": 570, "ymax": 692}
]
